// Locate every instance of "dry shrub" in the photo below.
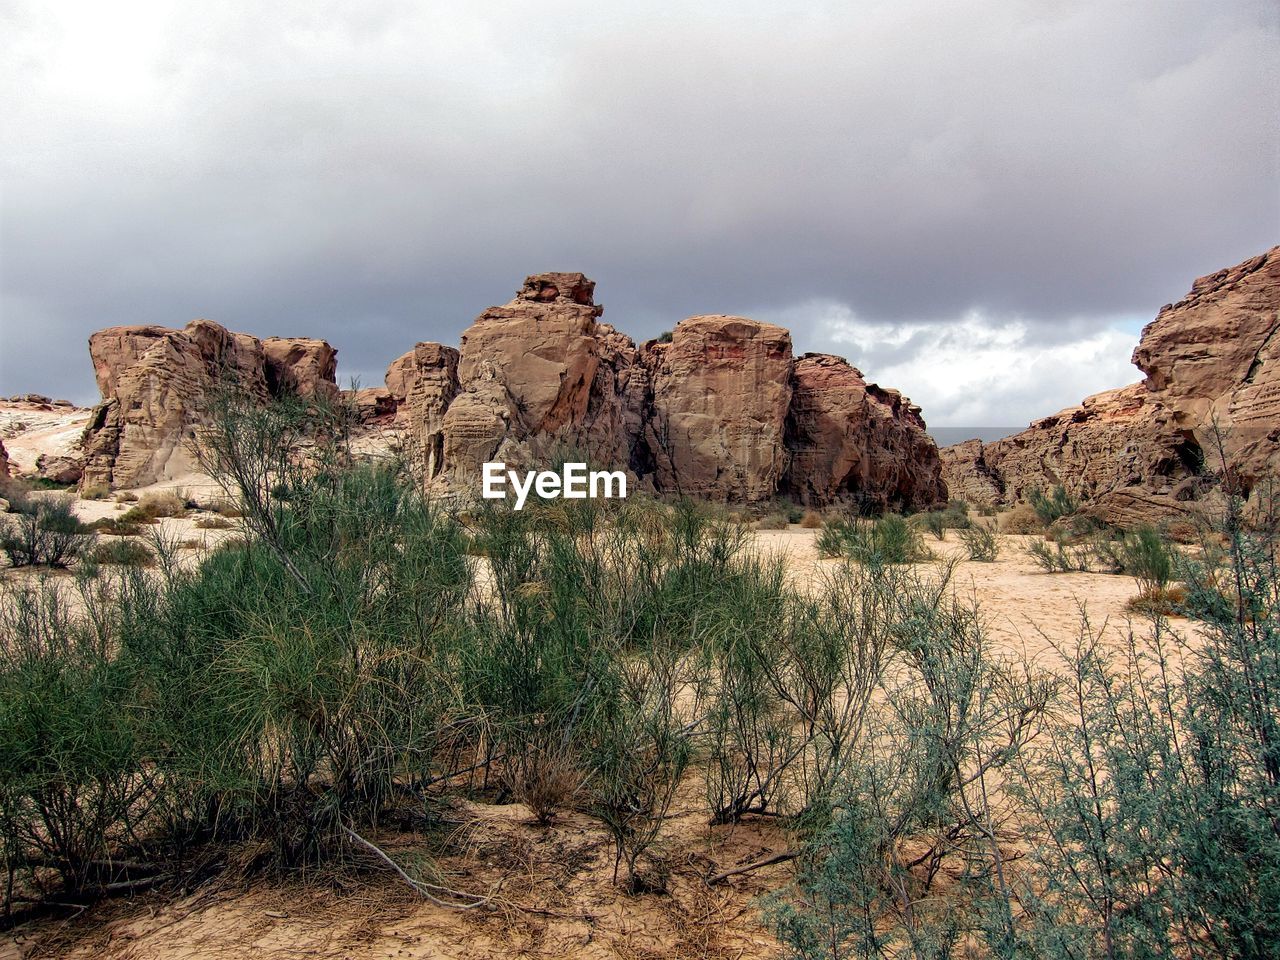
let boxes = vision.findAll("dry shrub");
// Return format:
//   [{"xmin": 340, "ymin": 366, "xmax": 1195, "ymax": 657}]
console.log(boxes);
[
  {"xmin": 122, "ymin": 491, "xmax": 186, "ymax": 523},
  {"xmin": 80, "ymin": 483, "xmax": 110, "ymax": 501},
  {"xmin": 800, "ymin": 510, "xmax": 824, "ymax": 529},
  {"xmin": 194, "ymin": 516, "xmax": 234, "ymax": 530},
  {"xmin": 114, "ymin": 490, "xmax": 139, "ymax": 503},
  {"xmin": 755, "ymin": 513, "xmax": 790, "ymax": 531},
  {"xmin": 999, "ymin": 502, "xmax": 1043, "ymax": 534},
  {"xmin": 1126, "ymin": 584, "xmax": 1187, "ymax": 617},
  {"xmin": 512, "ymin": 747, "xmax": 583, "ymax": 825}
]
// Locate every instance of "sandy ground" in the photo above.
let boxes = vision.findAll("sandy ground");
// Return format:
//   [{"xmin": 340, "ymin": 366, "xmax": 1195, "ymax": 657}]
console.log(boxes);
[{"xmin": 0, "ymin": 516, "xmax": 1173, "ymax": 960}]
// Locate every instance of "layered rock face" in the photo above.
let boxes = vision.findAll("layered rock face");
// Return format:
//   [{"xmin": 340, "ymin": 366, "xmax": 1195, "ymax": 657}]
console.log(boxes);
[
  {"xmin": 80, "ymin": 273, "xmax": 944, "ymax": 507},
  {"xmin": 389, "ymin": 275, "xmax": 942, "ymax": 507},
  {"xmin": 940, "ymin": 246, "xmax": 1280, "ymax": 524},
  {"xmin": 783, "ymin": 353, "xmax": 946, "ymax": 511},
  {"xmin": 82, "ymin": 320, "xmax": 337, "ymax": 488},
  {"xmin": 644, "ymin": 317, "xmax": 793, "ymax": 501}
]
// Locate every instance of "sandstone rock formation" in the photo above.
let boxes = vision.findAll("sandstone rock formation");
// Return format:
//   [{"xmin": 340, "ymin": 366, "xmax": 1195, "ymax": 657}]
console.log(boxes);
[
  {"xmin": 941, "ymin": 246, "xmax": 1280, "ymax": 524},
  {"xmin": 262, "ymin": 337, "xmax": 338, "ymax": 401},
  {"xmin": 81, "ymin": 273, "xmax": 945, "ymax": 507},
  {"xmin": 643, "ymin": 317, "xmax": 793, "ymax": 501},
  {"xmin": 82, "ymin": 320, "xmax": 337, "ymax": 488},
  {"xmin": 783, "ymin": 353, "xmax": 946, "ymax": 511},
  {"xmin": 0, "ymin": 438, "xmax": 9, "ymax": 480}
]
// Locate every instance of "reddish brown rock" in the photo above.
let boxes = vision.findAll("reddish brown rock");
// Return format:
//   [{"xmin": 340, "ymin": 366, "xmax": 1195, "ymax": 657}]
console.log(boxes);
[
  {"xmin": 643, "ymin": 316, "xmax": 793, "ymax": 502},
  {"xmin": 82, "ymin": 319, "xmax": 337, "ymax": 488},
  {"xmin": 0, "ymin": 438, "xmax": 10, "ymax": 480},
  {"xmin": 938, "ymin": 439, "xmax": 1002, "ymax": 508},
  {"xmin": 441, "ymin": 273, "xmax": 621, "ymax": 483},
  {"xmin": 78, "ymin": 272, "xmax": 946, "ymax": 508},
  {"xmin": 941, "ymin": 246, "xmax": 1279, "ymax": 525},
  {"xmin": 783, "ymin": 353, "xmax": 944, "ymax": 511},
  {"xmin": 34, "ymin": 454, "xmax": 83, "ymax": 485},
  {"xmin": 262, "ymin": 337, "xmax": 339, "ymax": 401},
  {"xmin": 387, "ymin": 343, "xmax": 460, "ymax": 478}
]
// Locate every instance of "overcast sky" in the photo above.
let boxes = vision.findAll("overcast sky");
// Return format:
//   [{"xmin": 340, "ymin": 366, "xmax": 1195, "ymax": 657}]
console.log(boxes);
[{"xmin": 2, "ymin": 0, "xmax": 1277, "ymax": 433}]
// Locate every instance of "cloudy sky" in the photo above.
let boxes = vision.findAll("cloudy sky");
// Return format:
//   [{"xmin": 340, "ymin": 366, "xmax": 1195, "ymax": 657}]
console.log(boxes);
[{"xmin": 2, "ymin": 0, "xmax": 1277, "ymax": 434}]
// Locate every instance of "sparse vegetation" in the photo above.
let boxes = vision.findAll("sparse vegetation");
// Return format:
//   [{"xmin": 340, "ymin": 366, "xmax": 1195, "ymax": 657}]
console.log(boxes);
[
  {"xmin": 959, "ymin": 519, "xmax": 999, "ymax": 560},
  {"xmin": 1028, "ymin": 484, "xmax": 1080, "ymax": 526},
  {"xmin": 2, "ymin": 392, "xmax": 1277, "ymax": 959},
  {"xmin": 0, "ymin": 495, "xmax": 94, "ymax": 568}
]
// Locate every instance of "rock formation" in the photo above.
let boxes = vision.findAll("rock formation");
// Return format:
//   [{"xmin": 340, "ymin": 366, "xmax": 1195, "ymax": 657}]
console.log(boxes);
[
  {"xmin": 643, "ymin": 317, "xmax": 793, "ymax": 501},
  {"xmin": 81, "ymin": 320, "xmax": 337, "ymax": 488},
  {"xmin": 80, "ymin": 273, "xmax": 945, "ymax": 507},
  {"xmin": 0, "ymin": 438, "xmax": 9, "ymax": 480},
  {"xmin": 783, "ymin": 353, "xmax": 946, "ymax": 511},
  {"xmin": 940, "ymin": 246, "xmax": 1280, "ymax": 524}
]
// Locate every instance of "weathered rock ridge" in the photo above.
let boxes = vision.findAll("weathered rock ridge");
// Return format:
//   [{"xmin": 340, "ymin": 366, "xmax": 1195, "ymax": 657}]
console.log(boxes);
[
  {"xmin": 941, "ymin": 246, "xmax": 1280, "ymax": 524},
  {"xmin": 79, "ymin": 274, "xmax": 945, "ymax": 507},
  {"xmin": 81, "ymin": 320, "xmax": 339, "ymax": 488},
  {"xmin": 375, "ymin": 275, "xmax": 943, "ymax": 507}
]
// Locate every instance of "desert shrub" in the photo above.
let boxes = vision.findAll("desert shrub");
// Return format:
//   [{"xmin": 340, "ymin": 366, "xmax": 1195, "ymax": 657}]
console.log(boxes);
[
  {"xmin": 1, "ymin": 496, "xmax": 94, "ymax": 567},
  {"xmin": 80, "ymin": 482, "xmax": 110, "ymax": 501},
  {"xmin": 816, "ymin": 515, "xmax": 928, "ymax": 564},
  {"xmin": 755, "ymin": 512, "xmax": 790, "ymax": 531},
  {"xmin": 87, "ymin": 516, "xmax": 145, "ymax": 537},
  {"xmin": 1028, "ymin": 538, "xmax": 1093, "ymax": 573},
  {"xmin": 917, "ymin": 510, "xmax": 948, "ymax": 540},
  {"xmin": 90, "ymin": 539, "xmax": 154, "ymax": 568},
  {"xmin": 799, "ymin": 510, "xmax": 823, "ymax": 529},
  {"xmin": 122, "ymin": 491, "xmax": 186, "ymax": 523},
  {"xmin": 765, "ymin": 568, "xmax": 1052, "ymax": 959},
  {"xmin": 114, "ymin": 490, "xmax": 138, "ymax": 503},
  {"xmin": 587, "ymin": 638, "xmax": 690, "ymax": 891},
  {"xmin": 959, "ymin": 521, "xmax": 999, "ymax": 561},
  {"xmin": 1118, "ymin": 523, "xmax": 1175, "ymax": 595},
  {"xmin": 194, "ymin": 516, "xmax": 234, "ymax": 530},
  {"xmin": 656, "ymin": 329, "xmax": 673, "ymax": 343},
  {"xmin": 1028, "ymin": 485, "xmax": 1080, "ymax": 526},
  {"xmin": 0, "ymin": 578, "xmax": 145, "ymax": 897},
  {"xmin": 1164, "ymin": 517, "xmax": 1200, "ymax": 544},
  {"xmin": 1013, "ymin": 485, "xmax": 1280, "ymax": 958},
  {"xmin": 777, "ymin": 499, "xmax": 805, "ymax": 524},
  {"xmin": 916, "ymin": 502, "xmax": 971, "ymax": 541},
  {"xmin": 999, "ymin": 502, "xmax": 1044, "ymax": 534}
]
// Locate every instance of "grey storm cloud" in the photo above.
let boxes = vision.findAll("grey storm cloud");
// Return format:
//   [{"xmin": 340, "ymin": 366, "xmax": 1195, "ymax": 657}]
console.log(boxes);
[{"xmin": 1, "ymin": 0, "xmax": 1277, "ymax": 429}]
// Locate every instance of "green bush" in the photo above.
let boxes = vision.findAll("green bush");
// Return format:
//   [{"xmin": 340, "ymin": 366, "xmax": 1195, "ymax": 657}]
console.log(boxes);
[
  {"xmin": 959, "ymin": 521, "xmax": 999, "ymax": 561},
  {"xmin": 1, "ymin": 496, "xmax": 94, "ymax": 567},
  {"xmin": 1028, "ymin": 485, "xmax": 1080, "ymax": 525},
  {"xmin": 90, "ymin": 539, "xmax": 154, "ymax": 568},
  {"xmin": 818, "ymin": 515, "xmax": 930, "ymax": 564}
]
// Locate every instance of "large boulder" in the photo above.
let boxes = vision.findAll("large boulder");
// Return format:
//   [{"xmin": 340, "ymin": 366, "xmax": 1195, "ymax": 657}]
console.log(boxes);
[
  {"xmin": 782, "ymin": 353, "xmax": 944, "ymax": 511},
  {"xmin": 82, "ymin": 320, "xmax": 337, "ymax": 488},
  {"xmin": 940, "ymin": 246, "xmax": 1279, "ymax": 524},
  {"xmin": 262, "ymin": 337, "xmax": 339, "ymax": 401},
  {"xmin": 643, "ymin": 316, "xmax": 793, "ymax": 502},
  {"xmin": 440, "ymin": 273, "xmax": 642, "ymax": 484}
]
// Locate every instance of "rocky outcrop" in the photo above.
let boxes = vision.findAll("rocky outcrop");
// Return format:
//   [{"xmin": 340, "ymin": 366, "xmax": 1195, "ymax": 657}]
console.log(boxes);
[
  {"xmin": 941, "ymin": 246, "xmax": 1280, "ymax": 524},
  {"xmin": 82, "ymin": 320, "xmax": 337, "ymax": 488},
  {"xmin": 262, "ymin": 337, "xmax": 339, "ymax": 401},
  {"xmin": 782, "ymin": 353, "xmax": 946, "ymax": 511},
  {"xmin": 643, "ymin": 317, "xmax": 793, "ymax": 501},
  {"xmin": 939, "ymin": 440, "xmax": 1002, "ymax": 508},
  {"xmin": 386, "ymin": 343, "xmax": 460, "ymax": 478},
  {"xmin": 82, "ymin": 273, "xmax": 944, "ymax": 507},
  {"xmin": 0, "ymin": 438, "xmax": 9, "ymax": 480}
]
